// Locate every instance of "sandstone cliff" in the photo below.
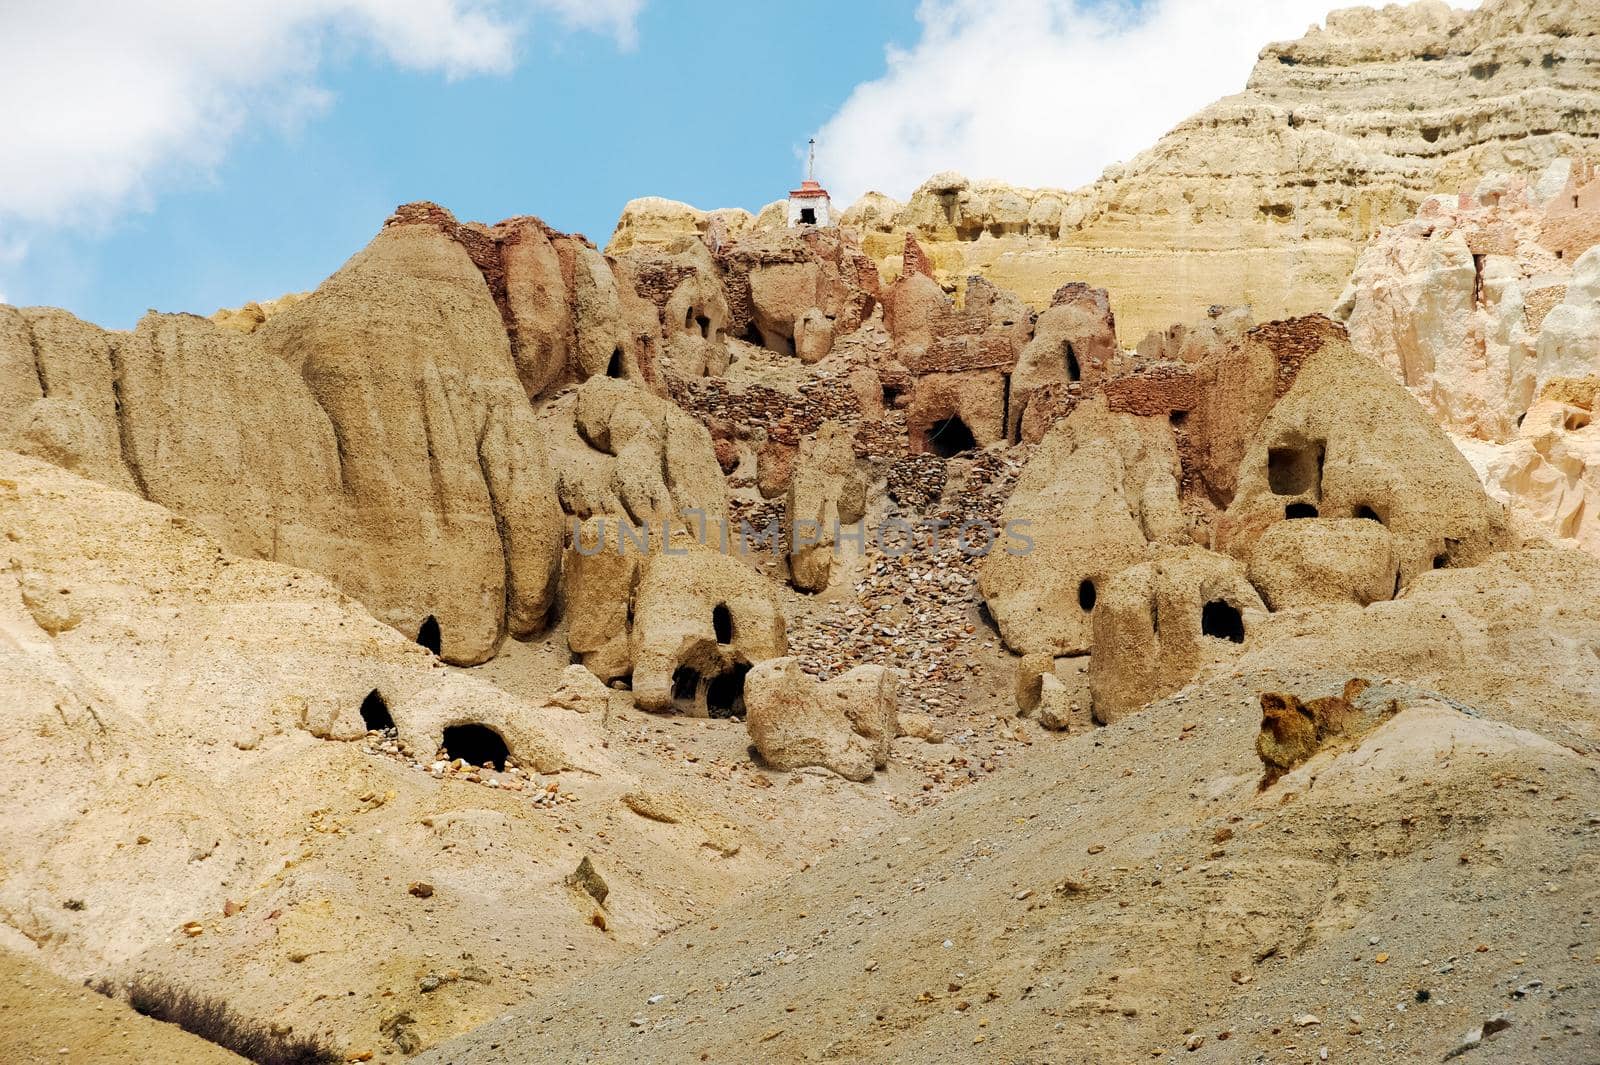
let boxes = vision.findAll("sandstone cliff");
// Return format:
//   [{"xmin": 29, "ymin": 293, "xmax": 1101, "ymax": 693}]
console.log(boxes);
[
  {"xmin": 1337, "ymin": 154, "xmax": 1600, "ymax": 557},
  {"xmin": 0, "ymin": 203, "xmax": 712, "ymax": 667},
  {"xmin": 840, "ymin": 0, "xmax": 1600, "ymax": 340}
]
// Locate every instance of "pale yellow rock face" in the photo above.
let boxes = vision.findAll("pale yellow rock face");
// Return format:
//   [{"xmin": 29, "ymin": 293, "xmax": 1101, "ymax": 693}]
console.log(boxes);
[
  {"xmin": 0, "ymin": 216, "xmax": 571, "ymax": 668},
  {"xmin": 1336, "ymin": 167, "xmax": 1576, "ymax": 440},
  {"xmin": 209, "ymin": 291, "xmax": 307, "ymax": 333},
  {"xmin": 0, "ymin": 452, "xmax": 896, "ymax": 1057},
  {"xmin": 841, "ymin": 0, "xmax": 1600, "ymax": 340},
  {"xmin": 979, "ymin": 396, "xmax": 1187, "ymax": 656},
  {"xmin": 629, "ymin": 535, "xmax": 787, "ymax": 714},
  {"xmin": 1338, "ymin": 157, "xmax": 1600, "ymax": 560},
  {"xmin": 785, "ymin": 420, "xmax": 868, "ymax": 593},
  {"xmin": 605, "ymin": 196, "xmax": 754, "ymax": 255},
  {"xmin": 1457, "ymin": 390, "xmax": 1600, "ymax": 554},
  {"xmin": 1088, "ymin": 546, "xmax": 1264, "ymax": 724},
  {"xmin": 541, "ymin": 375, "xmax": 728, "ymax": 528},
  {"xmin": 1217, "ymin": 329, "xmax": 1512, "ymax": 582},
  {"xmin": 743, "ymin": 658, "xmax": 898, "ymax": 781}
]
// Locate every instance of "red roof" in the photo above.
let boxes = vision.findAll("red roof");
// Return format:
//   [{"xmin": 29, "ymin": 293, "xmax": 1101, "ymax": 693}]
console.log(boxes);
[{"xmin": 788, "ymin": 179, "xmax": 830, "ymax": 199}]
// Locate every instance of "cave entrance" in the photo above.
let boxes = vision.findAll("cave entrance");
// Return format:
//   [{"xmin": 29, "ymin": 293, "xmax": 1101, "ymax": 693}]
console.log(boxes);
[
  {"xmin": 360, "ymin": 689, "xmax": 394, "ymax": 732},
  {"xmin": 1201, "ymin": 599, "xmax": 1245, "ymax": 643},
  {"xmin": 606, "ymin": 348, "xmax": 623, "ymax": 378},
  {"xmin": 706, "ymin": 663, "xmax": 752, "ymax": 719},
  {"xmin": 740, "ymin": 322, "xmax": 794, "ymax": 356},
  {"xmin": 1065, "ymin": 341, "xmax": 1081, "ymax": 383},
  {"xmin": 696, "ymin": 314, "xmax": 712, "ymax": 339},
  {"xmin": 441, "ymin": 724, "xmax": 510, "ymax": 771},
  {"xmin": 417, "ymin": 615, "xmax": 441, "ymax": 656},
  {"xmin": 672, "ymin": 665, "xmax": 701, "ymax": 709},
  {"xmin": 1078, "ymin": 577, "xmax": 1097, "ymax": 612},
  {"xmin": 712, "ymin": 603, "xmax": 734, "ymax": 644},
  {"xmin": 927, "ymin": 415, "xmax": 976, "ymax": 458},
  {"xmin": 1285, "ymin": 502, "xmax": 1319, "ymax": 519},
  {"xmin": 1267, "ymin": 441, "xmax": 1324, "ymax": 496}
]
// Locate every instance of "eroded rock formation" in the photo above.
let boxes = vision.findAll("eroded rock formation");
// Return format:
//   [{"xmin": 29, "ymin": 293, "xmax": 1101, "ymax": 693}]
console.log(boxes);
[
  {"xmin": 8, "ymin": 6, "xmax": 1600, "ymax": 1059},
  {"xmin": 1, "ymin": 209, "xmax": 577, "ymax": 665},
  {"xmin": 1088, "ymin": 547, "xmax": 1264, "ymax": 724},
  {"xmin": 840, "ymin": 0, "xmax": 1600, "ymax": 340},
  {"xmin": 980, "ymin": 309, "xmax": 1514, "ymax": 720},
  {"xmin": 1337, "ymin": 158, "xmax": 1600, "ymax": 557},
  {"xmin": 979, "ymin": 396, "xmax": 1185, "ymax": 655},
  {"xmin": 744, "ymin": 658, "xmax": 899, "ymax": 781}
]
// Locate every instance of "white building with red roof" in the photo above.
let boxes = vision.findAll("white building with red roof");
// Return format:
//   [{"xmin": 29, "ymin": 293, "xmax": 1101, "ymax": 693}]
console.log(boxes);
[{"xmin": 786, "ymin": 139, "xmax": 833, "ymax": 227}]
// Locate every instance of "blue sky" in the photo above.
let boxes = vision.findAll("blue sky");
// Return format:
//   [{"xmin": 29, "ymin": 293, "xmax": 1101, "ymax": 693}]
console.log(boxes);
[
  {"xmin": 4, "ymin": 2, "xmax": 920, "ymax": 329},
  {"xmin": 0, "ymin": 0, "xmax": 1388, "ymax": 330}
]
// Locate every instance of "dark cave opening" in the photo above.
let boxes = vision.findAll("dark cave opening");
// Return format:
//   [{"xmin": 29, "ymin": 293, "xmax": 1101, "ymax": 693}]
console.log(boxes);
[
  {"xmin": 672, "ymin": 665, "xmax": 701, "ymax": 705},
  {"xmin": 927, "ymin": 416, "xmax": 976, "ymax": 458},
  {"xmin": 441, "ymin": 723, "xmax": 510, "ymax": 771},
  {"xmin": 1268, "ymin": 442, "xmax": 1324, "ymax": 496},
  {"xmin": 1201, "ymin": 600, "xmax": 1245, "ymax": 643},
  {"xmin": 706, "ymin": 663, "xmax": 752, "ymax": 719},
  {"xmin": 416, "ymin": 615, "xmax": 441, "ymax": 656},
  {"xmin": 360, "ymin": 689, "xmax": 394, "ymax": 733}
]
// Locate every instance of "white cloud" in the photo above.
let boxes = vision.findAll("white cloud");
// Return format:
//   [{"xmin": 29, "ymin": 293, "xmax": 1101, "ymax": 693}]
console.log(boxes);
[
  {"xmin": 0, "ymin": 0, "xmax": 644, "ymax": 226},
  {"xmin": 537, "ymin": 0, "xmax": 645, "ymax": 48},
  {"xmin": 0, "ymin": 236, "xmax": 23, "ymax": 306},
  {"xmin": 815, "ymin": 0, "xmax": 1479, "ymax": 205}
]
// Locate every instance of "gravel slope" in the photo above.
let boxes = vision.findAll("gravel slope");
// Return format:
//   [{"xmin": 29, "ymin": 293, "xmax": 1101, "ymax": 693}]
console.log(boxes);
[{"xmin": 422, "ymin": 670, "xmax": 1600, "ymax": 1064}]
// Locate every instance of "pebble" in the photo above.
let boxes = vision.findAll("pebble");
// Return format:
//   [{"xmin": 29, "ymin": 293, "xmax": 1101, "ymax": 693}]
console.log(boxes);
[
  {"xmin": 1444, "ymin": 1012, "xmax": 1512, "ymax": 1060},
  {"xmin": 781, "ymin": 456, "xmax": 1027, "ymax": 800}
]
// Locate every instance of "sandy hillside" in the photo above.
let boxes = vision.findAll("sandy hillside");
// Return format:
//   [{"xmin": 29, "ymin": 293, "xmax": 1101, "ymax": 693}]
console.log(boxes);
[{"xmin": 424, "ymin": 668, "xmax": 1600, "ymax": 1064}]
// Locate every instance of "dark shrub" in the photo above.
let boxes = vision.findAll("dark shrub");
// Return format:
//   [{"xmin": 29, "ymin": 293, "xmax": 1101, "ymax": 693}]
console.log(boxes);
[{"xmin": 90, "ymin": 976, "xmax": 340, "ymax": 1065}]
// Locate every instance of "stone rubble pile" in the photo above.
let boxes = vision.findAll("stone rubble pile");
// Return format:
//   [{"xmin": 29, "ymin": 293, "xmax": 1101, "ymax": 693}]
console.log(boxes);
[{"xmin": 358, "ymin": 727, "xmax": 581, "ymax": 809}]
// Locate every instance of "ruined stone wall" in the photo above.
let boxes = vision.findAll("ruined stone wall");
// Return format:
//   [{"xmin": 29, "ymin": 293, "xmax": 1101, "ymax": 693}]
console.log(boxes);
[{"xmin": 1540, "ymin": 160, "xmax": 1600, "ymax": 261}]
